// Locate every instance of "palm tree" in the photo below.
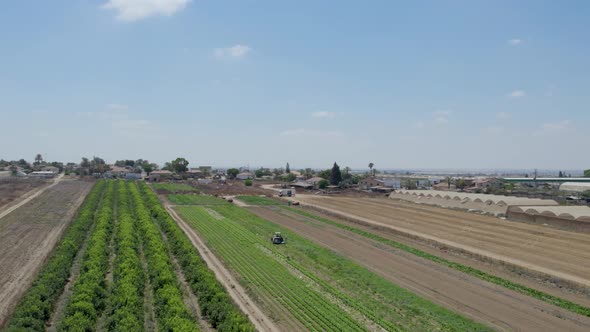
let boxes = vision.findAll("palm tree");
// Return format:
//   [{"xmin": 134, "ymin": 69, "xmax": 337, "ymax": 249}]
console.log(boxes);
[
  {"xmin": 34, "ymin": 153, "xmax": 43, "ymax": 165},
  {"xmin": 368, "ymin": 163, "xmax": 374, "ymax": 177}
]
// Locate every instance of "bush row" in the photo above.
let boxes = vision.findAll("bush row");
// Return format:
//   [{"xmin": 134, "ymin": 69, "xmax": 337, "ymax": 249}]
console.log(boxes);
[
  {"xmin": 108, "ymin": 180, "xmax": 145, "ymax": 331},
  {"xmin": 138, "ymin": 182, "xmax": 254, "ymax": 331},
  {"xmin": 59, "ymin": 181, "xmax": 116, "ymax": 331},
  {"xmin": 7, "ymin": 180, "xmax": 106, "ymax": 331},
  {"xmin": 128, "ymin": 182, "xmax": 200, "ymax": 331}
]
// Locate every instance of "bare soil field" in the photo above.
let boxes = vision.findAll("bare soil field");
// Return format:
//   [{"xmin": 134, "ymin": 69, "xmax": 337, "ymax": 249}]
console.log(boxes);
[
  {"xmin": 0, "ymin": 179, "xmax": 49, "ymax": 211},
  {"xmin": 0, "ymin": 179, "xmax": 92, "ymax": 325},
  {"xmin": 295, "ymin": 195, "xmax": 590, "ymax": 290},
  {"xmin": 249, "ymin": 206, "xmax": 590, "ymax": 331}
]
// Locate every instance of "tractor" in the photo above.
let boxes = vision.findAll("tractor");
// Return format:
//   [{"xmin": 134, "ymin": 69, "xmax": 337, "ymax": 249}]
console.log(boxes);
[{"xmin": 271, "ymin": 232, "xmax": 286, "ymax": 244}]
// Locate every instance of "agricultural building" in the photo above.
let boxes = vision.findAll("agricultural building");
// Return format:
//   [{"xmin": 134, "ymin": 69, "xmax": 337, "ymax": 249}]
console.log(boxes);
[
  {"xmin": 507, "ymin": 205, "xmax": 590, "ymax": 232},
  {"xmin": 391, "ymin": 189, "xmax": 558, "ymax": 216},
  {"xmin": 559, "ymin": 182, "xmax": 590, "ymax": 193}
]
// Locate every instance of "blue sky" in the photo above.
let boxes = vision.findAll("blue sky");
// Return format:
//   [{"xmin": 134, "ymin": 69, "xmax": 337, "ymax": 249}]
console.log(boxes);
[{"xmin": 1, "ymin": 0, "xmax": 588, "ymax": 170}]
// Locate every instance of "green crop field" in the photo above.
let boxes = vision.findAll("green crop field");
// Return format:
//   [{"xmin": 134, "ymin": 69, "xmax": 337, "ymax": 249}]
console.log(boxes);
[
  {"xmin": 236, "ymin": 195, "xmax": 283, "ymax": 205},
  {"xmin": 168, "ymin": 194, "xmax": 229, "ymax": 205},
  {"xmin": 151, "ymin": 182, "xmax": 199, "ymax": 193},
  {"xmin": 5, "ymin": 180, "xmax": 251, "ymax": 332},
  {"xmin": 176, "ymin": 204, "xmax": 490, "ymax": 332}
]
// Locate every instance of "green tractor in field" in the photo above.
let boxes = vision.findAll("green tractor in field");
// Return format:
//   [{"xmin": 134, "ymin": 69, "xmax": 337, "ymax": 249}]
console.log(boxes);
[{"xmin": 271, "ymin": 232, "xmax": 286, "ymax": 244}]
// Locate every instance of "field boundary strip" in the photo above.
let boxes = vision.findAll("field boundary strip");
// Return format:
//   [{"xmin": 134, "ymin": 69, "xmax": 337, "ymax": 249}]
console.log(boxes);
[{"xmin": 284, "ymin": 206, "xmax": 590, "ymax": 318}]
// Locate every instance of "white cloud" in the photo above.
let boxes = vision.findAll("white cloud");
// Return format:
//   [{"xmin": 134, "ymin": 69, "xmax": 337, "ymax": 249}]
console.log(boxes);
[
  {"xmin": 311, "ymin": 111, "xmax": 335, "ymax": 119},
  {"xmin": 496, "ymin": 112, "xmax": 511, "ymax": 120},
  {"xmin": 280, "ymin": 128, "xmax": 342, "ymax": 138},
  {"xmin": 541, "ymin": 120, "xmax": 571, "ymax": 132},
  {"xmin": 508, "ymin": 90, "xmax": 525, "ymax": 98},
  {"xmin": 102, "ymin": 0, "xmax": 191, "ymax": 22},
  {"xmin": 508, "ymin": 38, "xmax": 523, "ymax": 46},
  {"xmin": 214, "ymin": 44, "xmax": 252, "ymax": 58},
  {"xmin": 433, "ymin": 110, "xmax": 452, "ymax": 126},
  {"xmin": 106, "ymin": 103, "xmax": 129, "ymax": 111}
]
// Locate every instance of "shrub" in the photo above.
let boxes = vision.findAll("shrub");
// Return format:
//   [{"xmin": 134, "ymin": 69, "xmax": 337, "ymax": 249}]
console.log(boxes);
[{"xmin": 244, "ymin": 179, "xmax": 253, "ymax": 186}]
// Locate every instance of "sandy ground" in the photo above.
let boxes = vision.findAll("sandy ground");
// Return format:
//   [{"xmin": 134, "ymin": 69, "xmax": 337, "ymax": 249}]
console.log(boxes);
[
  {"xmin": 165, "ymin": 205, "xmax": 280, "ymax": 332},
  {"xmin": 0, "ymin": 179, "xmax": 50, "ymax": 212},
  {"xmin": 0, "ymin": 179, "xmax": 92, "ymax": 326},
  {"xmin": 295, "ymin": 195, "xmax": 590, "ymax": 289},
  {"xmin": 249, "ymin": 206, "xmax": 590, "ymax": 331}
]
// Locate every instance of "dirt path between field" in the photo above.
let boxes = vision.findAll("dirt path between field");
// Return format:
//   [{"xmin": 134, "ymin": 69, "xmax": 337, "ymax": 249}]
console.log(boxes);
[
  {"xmin": 295, "ymin": 195, "xmax": 590, "ymax": 290},
  {"xmin": 250, "ymin": 206, "xmax": 590, "ymax": 332},
  {"xmin": 165, "ymin": 205, "xmax": 281, "ymax": 332},
  {"xmin": 0, "ymin": 179, "xmax": 92, "ymax": 327},
  {"xmin": 0, "ymin": 174, "xmax": 63, "ymax": 220}
]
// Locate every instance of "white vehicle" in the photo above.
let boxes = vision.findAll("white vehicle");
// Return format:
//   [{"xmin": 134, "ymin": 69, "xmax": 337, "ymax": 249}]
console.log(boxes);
[{"xmin": 278, "ymin": 188, "xmax": 296, "ymax": 197}]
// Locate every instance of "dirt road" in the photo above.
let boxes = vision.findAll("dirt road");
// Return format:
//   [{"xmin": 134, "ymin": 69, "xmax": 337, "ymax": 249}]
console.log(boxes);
[
  {"xmin": 165, "ymin": 205, "xmax": 280, "ymax": 332},
  {"xmin": 295, "ymin": 195, "xmax": 590, "ymax": 289},
  {"xmin": 0, "ymin": 174, "xmax": 63, "ymax": 220},
  {"xmin": 249, "ymin": 206, "xmax": 590, "ymax": 331},
  {"xmin": 0, "ymin": 179, "xmax": 91, "ymax": 326}
]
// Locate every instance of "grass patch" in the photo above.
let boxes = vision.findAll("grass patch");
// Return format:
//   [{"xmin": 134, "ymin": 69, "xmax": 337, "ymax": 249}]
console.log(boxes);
[
  {"xmin": 168, "ymin": 194, "xmax": 229, "ymax": 206},
  {"xmin": 151, "ymin": 182, "xmax": 199, "ymax": 193},
  {"xmin": 236, "ymin": 196, "xmax": 283, "ymax": 206},
  {"xmin": 286, "ymin": 206, "xmax": 590, "ymax": 318}
]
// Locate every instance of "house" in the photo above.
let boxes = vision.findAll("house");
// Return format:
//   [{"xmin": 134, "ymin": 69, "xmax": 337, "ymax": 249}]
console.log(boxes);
[
  {"xmin": 147, "ymin": 170, "xmax": 173, "ymax": 182},
  {"xmin": 186, "ymin": 169, "xmax": 203, "ymax": 179},
  {"xmin": 359, "ymin": 177, "xmax": 382, "ymax": 190},
  {"xmin": 236, "ymin": 172, "xmax": 254, "ymax": 180},
  {"xmin": 41, "ymin": 166, "xmax": 60, "ymax": 174},
  {"xmin": 125, "ymin": 173, "xmax": 142, "ymax": 180},
  {"xmin": 30, "ymin": 171, "xmax": 56, "ymax": 179}
]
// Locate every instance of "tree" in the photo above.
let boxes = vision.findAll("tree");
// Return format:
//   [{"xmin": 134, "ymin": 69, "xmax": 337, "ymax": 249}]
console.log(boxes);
[
  {"xmin": 227, "ymin": 168, "xmax": 240, "ymax": 179},
  {"xmin": 285, "ymin": 163, "xmax": 291, "ymax": 174},
  {"xmin": 81, "ymin": 157, "xmax": 90, "ymax": 168},
  {"xmin": 330, "ymin": 162, "xmax": 342, "ymax": 186},
  {"xmin": 282, "ymin": 173, "xmax": 296, "ymax": 182},
  {"xmin": 558, "ymin": 171, "xmax": 564, "ymax": 178},
  {"xmin": 446, "ymin": 176, "xmax": 452, "ymax": 189},
  {"xmin": 303, "ymin": 168, "xmax": 314, "ymax": 179},
  {"xmin": 9, "ymin": 165, "xmax": 17, "ymax": 176},
  {"xmin": 34, "ymin": 153, "xmax": 43, "ymax": 165},
  {"xmin": 318, "ymin": 169, "xmax": 331, "ymax": 180},
  {"xmin": 456, "ymin": 179, "xmax": 468, "ymax": 191},
  {"xmin": 166, "ymin": 157, "xmax": 189, "ymax": 173},
  {"xmin": 584, "ymin": 169, "xmax": 590, "ymax": 178},
  {"xmin": 368, "ymin": 163, "xmax": 374, "ymax": 177},
  {"xmin": 317, "ymin": 179, "xmax": 329, "ymax": 189}
]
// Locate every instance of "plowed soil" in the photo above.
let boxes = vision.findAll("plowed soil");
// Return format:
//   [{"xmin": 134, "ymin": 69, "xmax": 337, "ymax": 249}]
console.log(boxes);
[
  {"xmin": 295, "ymin": 195, "xmax": 590, "ymax": 289},
  {"xmin": 249, "ymin": 206, "xmax": 590, "ymax": 331},
  {"xmin": 0, "ymin": 179, "xmax": 92, "ymax": 326}
]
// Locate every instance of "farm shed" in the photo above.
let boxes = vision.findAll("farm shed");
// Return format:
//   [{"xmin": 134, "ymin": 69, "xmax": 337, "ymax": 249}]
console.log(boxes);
[
  {"xmin": 236, "ymin": 172, "xmax": 254, "ymax": 180},
  {"xmin": 559, "ymin": 182, "xmax": 590, "ymax": 193}
]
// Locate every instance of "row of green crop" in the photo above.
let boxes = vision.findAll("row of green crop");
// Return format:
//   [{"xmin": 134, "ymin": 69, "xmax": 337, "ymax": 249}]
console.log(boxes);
[
  {"xmin": 285, "ymin": 206, "xmax": 590, "ymax": 318},
  {"xmin": 215, "ymin": 205, "xmax": 402, "ymax": 332},
  {"xmin": 108, "ymin": 181, "xmax": 145, "ymax": 330},
  {"xmin": 151, "ymin": 182, "xmax": 199, "ymax": 193},
  {"xmin": 59, "ymin": 181, "xmax": 116, "ymax": 331},
  {"xmin": 6, "ymin": 180, "xmax": 106, "ymax": 331},
  {"xmin": 128, "ymin": 183, "xmax": 200, "ymax": 331},
  {"xmin": 176, "ymin": 205, "xmax": 368, "ymax": 332},
  {"xmin": 138, "ymin": 182, "xmax": 254, "ymax": 331},
  {"xmin": 167, "ymin": 194, "xmax": 229, "ymax": 206},
  {"xmin": 235, "ymin": 196, "xmax": 282, "ymax": 206},
  {"xmin": 215, "ymin": 205, "xmax": 493, "ymax": 332}
]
